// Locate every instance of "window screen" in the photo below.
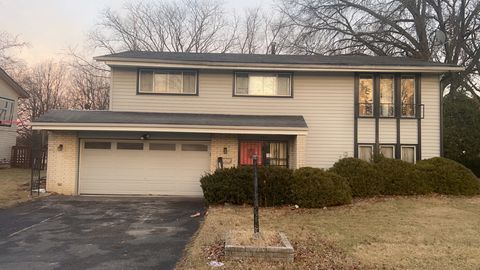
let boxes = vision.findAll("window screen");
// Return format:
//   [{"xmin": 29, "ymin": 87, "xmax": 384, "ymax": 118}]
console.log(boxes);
[
  {"xmin": 380, "ymin": 75, "xmax": 394, "ymax": 117},
  {"xmin": 117, "ymin": 142, "xmax": 144, "ymax": 150},
  {"xmin": 84, "ymin": 142, "xmax": 111, "ymax": 149},
  {"xmin": 401, "ymin": 76, "xmax": 416, "ymax": 117}
]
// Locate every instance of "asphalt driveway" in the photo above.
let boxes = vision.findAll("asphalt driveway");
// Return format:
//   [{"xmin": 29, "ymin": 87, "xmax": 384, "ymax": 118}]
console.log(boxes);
[{"xmin": 0, "ymin": 196, "xmax": 205, "ymax": 270}]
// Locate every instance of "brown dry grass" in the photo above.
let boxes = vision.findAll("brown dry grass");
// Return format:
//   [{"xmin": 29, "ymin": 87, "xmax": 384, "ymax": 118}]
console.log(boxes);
[
  {"xmin": 0, "ymin": 168, "xmax": 34, "ymax": 208},
  {"xmin": 228, "ymin": 230, "xmax": 282, "ymax": 247},
  {"xmin": 177, "ymin": 195, "xmax": 480, "ymax": 270}
]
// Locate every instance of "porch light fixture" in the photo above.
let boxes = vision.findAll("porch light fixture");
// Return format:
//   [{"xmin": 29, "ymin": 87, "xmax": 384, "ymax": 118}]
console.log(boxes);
[
  {"xmin": 223, "ymin": 147, "xmax": 228, "ymax": 154},
  {"xmin": 140, "ymin": 134, "xmax": 150, "ymax": 140},
  {"xmin": 57, "ymin": 144, "xmax": 63, "ymax": 151}
]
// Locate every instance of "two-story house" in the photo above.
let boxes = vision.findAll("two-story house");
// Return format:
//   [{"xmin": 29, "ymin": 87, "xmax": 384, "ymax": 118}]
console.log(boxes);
[
  {"xmin": 0, "ymin": 67, "xmax": 28, "ymax": 165},
  {"xmin": 31, "ymin": 51, "xmax": 462, "ymax": 196}
]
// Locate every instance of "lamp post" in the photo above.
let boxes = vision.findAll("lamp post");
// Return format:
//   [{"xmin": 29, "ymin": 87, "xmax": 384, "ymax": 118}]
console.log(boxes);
[{"xmin": 252, "ymin": 154, "xmax": 259, "ymax": 236}]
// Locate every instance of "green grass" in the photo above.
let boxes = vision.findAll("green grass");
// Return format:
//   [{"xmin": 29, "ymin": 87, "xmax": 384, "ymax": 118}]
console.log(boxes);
[{"xmin": 177, "ymin": 196, "xmax": 480, "ymax": 269}]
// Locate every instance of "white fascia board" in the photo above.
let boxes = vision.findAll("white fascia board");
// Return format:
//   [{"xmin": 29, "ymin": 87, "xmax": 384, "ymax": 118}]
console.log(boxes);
[
  {"xmin": 97, "ymin": 59, "xmax": 465, "ymax": 73},
  {"xmin": 31, "ymin": 122, "xmax": 308, "ymax": 135}
]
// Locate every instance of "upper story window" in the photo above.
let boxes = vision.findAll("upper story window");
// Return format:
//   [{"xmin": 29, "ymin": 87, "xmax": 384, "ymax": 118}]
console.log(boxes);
[
  {"xmin": 138, "ymin": 69, "xmax": 197, "ymax": 95},
  {"xmin": 401, "ymin": 76, "xmax": 416, "ymax": 117},
  {"xmin": 380, "ymin": 75, "xmax": 394, "ymax": 117},
  {"xmin": 358, "ymin": 75, "xmax": 374, "ymax": 116},
  {"xmin": 234, "ymin": 72, "xmax": 292, "ymax": 97},
  {"xmin": 357, "ymin": 74, "xmax": 418, "ymax": 118},
  {"xmin": 0, "ymin": 98, "xmax": 15, "ymax": 127}
]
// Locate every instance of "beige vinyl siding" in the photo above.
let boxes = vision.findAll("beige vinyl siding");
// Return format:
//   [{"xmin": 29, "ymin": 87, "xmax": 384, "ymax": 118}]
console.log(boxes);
[
  {"xmin": 357, "ymin": 118, "xmax": 375, "ymax": 143},
  {"xmin": 400, "ymin": 120, "xmax": 418, "ymax": 144},
  {"xmin": 0, "ymin": 77, "xmax": 19, "ymax": 162},
  {"xmin": 111, "ymin": 68, "xmax": 354, "ymax": 168},
  {"xmin": 379, "ymin": 118, "xmax": 396, "ymax": 143},
  {"xmin": 421, "ymin": 74, "xmax": 441, "ymax": 158}
]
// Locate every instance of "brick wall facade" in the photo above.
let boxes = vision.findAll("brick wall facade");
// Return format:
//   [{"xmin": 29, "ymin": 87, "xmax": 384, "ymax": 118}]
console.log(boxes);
[
  {"xmin": 46, "ymin": 131, "xmax": 78, "ymax": 195},
  {"xmin": 210, "ymin": 134, "xmax": 239, "ymax": 172}
]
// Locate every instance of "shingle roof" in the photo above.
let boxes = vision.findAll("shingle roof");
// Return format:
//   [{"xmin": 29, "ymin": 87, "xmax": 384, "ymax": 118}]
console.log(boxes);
[
  {"xmin": 95, "ymin": 50, "xmax": 460, "ymax": 68},
  {"xmin": 33, "ymin": 110, "xmax": 308, "ymax": 128}
]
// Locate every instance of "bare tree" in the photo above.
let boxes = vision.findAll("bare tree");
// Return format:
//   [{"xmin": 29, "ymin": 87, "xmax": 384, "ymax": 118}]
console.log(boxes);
[
  {"xmin": 68, "ymin": 62, "xmax": 110, "ymax": 110},
  {"xmin": 90, "ymin": 0, "xmax": 237, "ymax": 53},
  {"xmin": 278, "ymin": 0, "xmax": 480, "ymax": 98},
  {"xmin": 16, "ymin": 61, "xmax": 70, "ymax": 144},
  {"xmin": 0, "ymin": 30, "xmax": 26, "ymax": 70}
]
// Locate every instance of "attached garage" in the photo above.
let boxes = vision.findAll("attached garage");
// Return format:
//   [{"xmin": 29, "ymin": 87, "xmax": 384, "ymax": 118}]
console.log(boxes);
[{"xmin": 79, "ymin": 140, "xmax": 210, "ymax": 195}]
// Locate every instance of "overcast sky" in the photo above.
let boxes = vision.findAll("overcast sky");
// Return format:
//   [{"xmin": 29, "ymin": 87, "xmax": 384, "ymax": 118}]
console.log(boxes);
[{"xmin": 0, "ymin": 0, "xmax": 270, "ymax": 64}]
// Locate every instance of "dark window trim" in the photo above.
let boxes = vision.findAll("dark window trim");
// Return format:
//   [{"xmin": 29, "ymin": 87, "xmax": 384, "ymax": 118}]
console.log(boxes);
[
  {"xmin": 0, "ymin": 97, "xmax": 15, "ymax": 127},
  {"xmin": 136, "ymin": 68, "xmax": 200, "ymax": 96},
  {"xmin": 237, "ymin": 139, "xmax": 289, "ymax": 167},
  {"xmin": 232, "ymin": 71, "xmax": 294, "ymax": 98},
  {"xmin": 355, "ymin": 73, "xmax": 422, "ymax": 120}
]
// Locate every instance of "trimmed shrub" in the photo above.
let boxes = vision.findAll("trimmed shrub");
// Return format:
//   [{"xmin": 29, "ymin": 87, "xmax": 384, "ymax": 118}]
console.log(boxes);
[
  {"xmin": 375, "ymin": 158, "xmax": 432, "ymax": 195},
  {"xmin": 292, "ymin": 167, "xmax": 352, "ymax": 208},
  {"xmin": 330, "ymin": 157, "xmax": 384, "ymax": 197},
  {"xmin": 200, "ymin": 166, "xmax": 294, "ymax": 206},
  {"xmin": 416, "ymin": 157, "xmax": 480, "ymax": 195}
]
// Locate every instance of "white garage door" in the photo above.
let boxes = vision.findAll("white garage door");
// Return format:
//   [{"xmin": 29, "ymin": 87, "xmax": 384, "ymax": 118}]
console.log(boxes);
[{"xmin": 79, "ymin": 140, "xmax": 210, "ymax": 195}]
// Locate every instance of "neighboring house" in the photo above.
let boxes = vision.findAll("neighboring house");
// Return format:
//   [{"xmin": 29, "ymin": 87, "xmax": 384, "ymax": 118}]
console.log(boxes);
[
  {"xmin": 31, "ymin": 52, "xmax": 462, "ymax": 196},
  {"xmin": 0, "ymin": 67, "xmax": 28, "ymax": 164}
]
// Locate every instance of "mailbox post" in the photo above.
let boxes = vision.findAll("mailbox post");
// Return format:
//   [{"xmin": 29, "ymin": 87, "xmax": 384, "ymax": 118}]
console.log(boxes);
[{"xmin": 252, "ymin": 154, "xmax": 259, "ymax": 236}]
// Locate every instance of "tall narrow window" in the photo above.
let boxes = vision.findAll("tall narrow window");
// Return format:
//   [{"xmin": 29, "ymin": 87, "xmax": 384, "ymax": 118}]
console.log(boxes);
[
  {"xmin": 358, "ymin": 145, "xmax": 373, "ymax": 162},
  {"xmin": 380, "ymin": 75, "xmax": 394, "ymax": 117},
  {"xmin": 401, "ymin": 76, "xmax": 416, "ymax": 117},
  {"xmin": 358, "ymin": 76, "xmax": 374, "ymax": 116},
  {"xmin": 401, "ymin": 146, "xmax": 416, "ymax": 163}
]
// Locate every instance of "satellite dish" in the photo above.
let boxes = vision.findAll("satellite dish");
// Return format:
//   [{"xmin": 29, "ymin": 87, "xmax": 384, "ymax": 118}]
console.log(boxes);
[{"xmin": 434, "ymin": 29, "xmax": 447, "ymax": 45}]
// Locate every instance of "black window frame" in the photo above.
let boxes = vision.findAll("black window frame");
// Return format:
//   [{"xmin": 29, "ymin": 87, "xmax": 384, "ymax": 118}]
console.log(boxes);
[
  {"xmin": 136, "ymin": 68, "xmax": 199, "ymax": 96},
  {"xmin": 232, "ymin": 71, "xmax": 294, "ymax": 98},
  {"xmin": 356, "ymin": 73, "xmax": 422, "ymax": 119},
  {"xmin": 238, "ymin": 140, "xmax": 289, "ymax": 167}
]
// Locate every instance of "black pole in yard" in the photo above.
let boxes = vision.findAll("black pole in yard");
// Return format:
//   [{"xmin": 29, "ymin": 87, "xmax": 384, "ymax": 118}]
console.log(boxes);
[{"xmin": 253, "ymin": 154, "xmax": 259, "ymax": 236}]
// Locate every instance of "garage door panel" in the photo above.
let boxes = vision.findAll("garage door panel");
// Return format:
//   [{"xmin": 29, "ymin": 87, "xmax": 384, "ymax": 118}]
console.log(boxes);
[{"xmin": 79, "ymin": 140, "xmax": 210, "ymax": 195}]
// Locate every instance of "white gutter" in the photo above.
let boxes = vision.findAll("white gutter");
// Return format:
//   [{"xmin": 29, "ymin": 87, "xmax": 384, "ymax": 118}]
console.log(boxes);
[
  {"xmin": 31, "ymin": 122, "xmax": 309, "ymax": 136},
  {"xmin": 94, "ymin": 58, "xmax": 465, "ymax": 73}
]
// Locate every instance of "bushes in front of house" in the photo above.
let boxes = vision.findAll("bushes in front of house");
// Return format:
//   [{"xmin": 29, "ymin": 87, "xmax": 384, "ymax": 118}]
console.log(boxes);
[
  {"xmin": 292, "ymin": 167, "xmax": 352, "ymax": 208},
  {"xmin": 416, "ymin": 157, "xmax": 480, "ymax": 195},
  {"xmin": 200, "ymin": 157, "xmax": 479, "ymax": 208},
  {"xmin": 200, "ymin": 166, "xmax": 351, "ymax": 207},
  {"xmin": 331, "ymin": 156, "xmax": 479, "ymax": 197},
  {"xmin": 330, "ymin": 158, "xmax": 384, "ymax": 197}
]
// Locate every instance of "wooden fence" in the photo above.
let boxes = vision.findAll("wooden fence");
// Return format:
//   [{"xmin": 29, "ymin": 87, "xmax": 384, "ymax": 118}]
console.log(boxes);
[{"xmin": 10, "ymin": 146, "xmax": 47, "ymax": 169}]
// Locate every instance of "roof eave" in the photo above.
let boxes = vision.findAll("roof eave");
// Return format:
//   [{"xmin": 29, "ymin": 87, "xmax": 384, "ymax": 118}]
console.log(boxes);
[
  {"xmin": 94, "ymin": 57, "xmax": 464, "ymax": 73},
  {"xmin": 30, "ymin": 122, "xmax": 309, "ymax": 135}
]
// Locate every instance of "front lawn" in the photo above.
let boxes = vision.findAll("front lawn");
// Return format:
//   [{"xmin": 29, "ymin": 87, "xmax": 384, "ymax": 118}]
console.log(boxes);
[
  {"xmin": 0, "ymin": 168, "xmax": 34, "ymax": 208},
  {"xmin": 177, "ymin": 196, "xmax": 480, "ymax": 269}
]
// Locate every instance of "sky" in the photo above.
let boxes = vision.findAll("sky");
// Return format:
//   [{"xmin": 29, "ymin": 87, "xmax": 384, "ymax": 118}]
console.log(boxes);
[{"xmin": 0, "ymin": 0, "xmax": 270, "ymax": 64}]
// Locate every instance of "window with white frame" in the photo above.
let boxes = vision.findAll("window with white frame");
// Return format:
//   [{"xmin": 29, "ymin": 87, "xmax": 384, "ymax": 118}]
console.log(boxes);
[
  {"xmin": 0, "ymin": 98, "xmax": 14, "ymax": 127},
  {"xmin": 401, "ymin": 146, "xmax": 416, "ymax": 163},
  {"xmin": 358, "ymin": 75, "xmax": 374, "ymax": 116},
  {"xmin": 380, "ymin": 75, "xmax": 395, "ymax": 117},
  {"xmin": 234, "ymin": 72, "xmax": 292, "ymax": 97},
  {"xmin": 358, "ymin": 145, "xmax": 373, "ymax": 162},
  {"xmin": 138, "ymin": 69, "xmax": 197, "ymax": 94},
  {"xmin": 380, "ymin": 145, "xmax": 395, "ymax": 159}
]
